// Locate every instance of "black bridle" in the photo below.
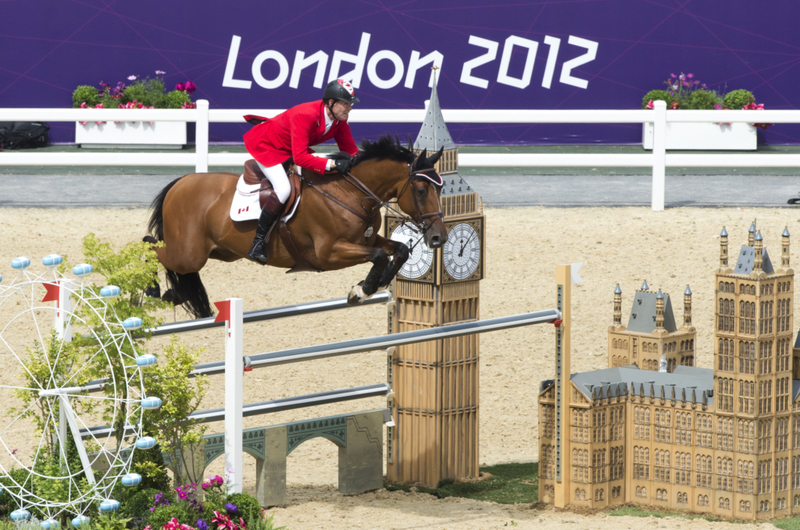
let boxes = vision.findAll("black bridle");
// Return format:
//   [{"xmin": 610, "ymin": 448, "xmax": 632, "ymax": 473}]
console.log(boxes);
[{"xmin": 300, "ymin": 157, "xmax": 444, "ymax": 244}]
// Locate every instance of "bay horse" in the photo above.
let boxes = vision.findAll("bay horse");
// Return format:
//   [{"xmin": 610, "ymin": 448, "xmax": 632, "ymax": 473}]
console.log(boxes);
[{"xmin": 146, "ymin": 135, "xmax": 448, "ymax": 319}]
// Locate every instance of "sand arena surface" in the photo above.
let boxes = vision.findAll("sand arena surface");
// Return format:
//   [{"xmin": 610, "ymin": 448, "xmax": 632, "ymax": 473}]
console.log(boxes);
[{"xmin": 0, "ymin": 206, "xmax": 794, "ymax": 529}]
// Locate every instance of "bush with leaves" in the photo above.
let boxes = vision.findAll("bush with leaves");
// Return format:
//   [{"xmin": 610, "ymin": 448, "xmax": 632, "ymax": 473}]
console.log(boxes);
[
  {"xmin": 641, "ymin": 89, "xmax": 674, "ymax": 109},
  {"xmin": 224, "ymin": 492, "xmax": 262, "ymax": 526},
  {"xmin": 722, "ymin": 89, "xmax": 756, "ymax": 110}
]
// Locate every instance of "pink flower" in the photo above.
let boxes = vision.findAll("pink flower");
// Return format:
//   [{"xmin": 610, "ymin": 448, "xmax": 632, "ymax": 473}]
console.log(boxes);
[
  {"xmin": 183, "ymin": 81, "xmax": 196, "ymax": 93},
  {"xmin": 686, "ymin": 73, "xmax": 693, "ymax": 79},
  {"xmin": 128, "ymin": 75, "xmax": 137, "ymax": 81},
  {"xmin": 175, "ymin": 83, "xmax": 185, "ymax": 91},
  {"xmin": 181, "ymin": 101, "xmax": 196, "ymax": 109},
  {"xmin": 645, "ymin": 99, "xmax": 654, "ymax": 110},
  {"xmin": 670, "ymin": 101, "xmax": 679, "ymax": 109}
]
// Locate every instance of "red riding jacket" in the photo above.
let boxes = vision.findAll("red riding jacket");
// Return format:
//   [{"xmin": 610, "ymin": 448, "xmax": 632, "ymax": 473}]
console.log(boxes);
[{"xmin": 243, "ymin": 100, "xmax": 359, "ymax": 175}]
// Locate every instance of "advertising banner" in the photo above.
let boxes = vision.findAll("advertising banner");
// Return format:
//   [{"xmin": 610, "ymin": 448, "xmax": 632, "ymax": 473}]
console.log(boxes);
[{"xmin": 1, "ymin": 0, "xmax": 798, "ymax": 145}]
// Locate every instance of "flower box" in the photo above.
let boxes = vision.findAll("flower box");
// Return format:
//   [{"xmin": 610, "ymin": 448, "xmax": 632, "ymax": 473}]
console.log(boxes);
[
  {"xmin": 642, "ymin": 122, "xmax": 757, "ymax": 151},
  {"xmin": 75, "ymin": 121, "xmax": 187, "ymax": 149}
]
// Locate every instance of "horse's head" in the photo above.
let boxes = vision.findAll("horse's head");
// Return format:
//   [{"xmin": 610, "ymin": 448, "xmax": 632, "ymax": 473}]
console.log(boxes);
[{"xmin": 397, "ymin": 147, "xmax": 448, "ymax": 249}]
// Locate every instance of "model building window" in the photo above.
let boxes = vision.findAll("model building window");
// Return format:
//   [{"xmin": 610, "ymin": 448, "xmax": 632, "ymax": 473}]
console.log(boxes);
[
  {"xmin": 717, "ymin": 457, "xmax": 733, "ymax": 491},
  {"xmin": 740, "ymin": 500, "xmax": 752, "ymax": 512},
  {"xmin": 738, "ymin": 420, "xmax": 755, "ymax": 454},
  {"xmin": 696, "ymin": 455, "xmax": 712, "ymax": 488},
  {"xmin": 759, "ymin": 459, "xmax": 773, "ymax": 494},
  {"xmin": 778, "ymin": 339, "xmax": 791, "ymax": 372},
  {"xmin": 719, "ymin": 298, "xmax": 735, "ymax": 331},
  {"xmin": 740, "ymin": 301, "xmax": 755, "ymax": 334},
  {"xmin": 718, "ymin": 497, "xmax": 730, "ymax": 509},
  {"xmin": 739, "ymin": 341, "xmax": 755, "ymax": 374},
  {"xmin": 759, "ymin": 341, "xmax": 774, "ymax": 375},
  {"xmin": 697, "ymin": 495, "xmax": 709, "ymax": 506},
  {"xmin": 794, "ymin": 494, "xmax": 800, "ymax": 507},
  {"xmin": 717, "ymin": 378, "xmax": 734, "ymax": 413},
  {"xmin": 612, "ymin": 486, "xmax": 620, "ymax": 498},
  {"xmin": 777, "ymin": 498, "xmax": 786, "ymax": 510},
  {"xmin": 776, "ymin": 457, "xmax": 789, "ymax": 492},
  {"xmin": 758, "ymin": 380, "xmax": 773, "ymax": 415},
  {"xmin": 793, "ymin": 417, "xmax": 800, "ymax": 450},
  {"xmin": 594, "ymin": 489, "xmax": 604, "ymax": 501},
  {"xmin": 633, "ymin": 446, "xmax": 650, "ymax": 480},
  {"xmin": 677, "ymin": 492, "xmax": 688, "ymax": 504},
  {"xmin": 654, "ymin": 450, "xmax": 671, "ymax": 483},
  {"xmin": 759, "ymin": 500, "xmax": 771, "ymax": 512}
]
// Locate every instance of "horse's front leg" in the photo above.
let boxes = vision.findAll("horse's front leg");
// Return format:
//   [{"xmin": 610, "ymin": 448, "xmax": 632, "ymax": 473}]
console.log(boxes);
[{"xmin": 328, "ymin": 237, "xmax": 407, "ymax": 306}]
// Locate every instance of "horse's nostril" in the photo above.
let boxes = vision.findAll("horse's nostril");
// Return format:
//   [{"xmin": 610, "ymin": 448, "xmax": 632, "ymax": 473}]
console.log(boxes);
[{"xmin": 430, "ymin": 236, "xmax": 441, "ymax": 247}]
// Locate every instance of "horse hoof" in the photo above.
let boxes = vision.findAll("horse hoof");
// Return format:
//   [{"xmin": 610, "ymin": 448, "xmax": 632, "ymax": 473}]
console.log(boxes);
[
  {"xmin": 161, "ymin": 289, "xmax": 185, "ymax": 305},
  {"xmin": 347, "ymin": 284, "xmax": 366, "ymax": 306},
  {"xmin": 144, "ymin": 284, "xmax": 161, "ymax": 299}
]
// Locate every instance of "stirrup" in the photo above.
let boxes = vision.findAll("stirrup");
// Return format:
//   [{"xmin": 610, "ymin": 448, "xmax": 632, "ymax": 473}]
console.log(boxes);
[{"xmin": 249, "ymin": 239, "xmax": 269, "ymax": 264}]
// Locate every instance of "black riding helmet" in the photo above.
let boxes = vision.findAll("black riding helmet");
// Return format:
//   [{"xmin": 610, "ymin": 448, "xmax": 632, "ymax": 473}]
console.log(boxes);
[{"xmin": 323, "ymin": 79, "xmax": 360, "ymax": 116}]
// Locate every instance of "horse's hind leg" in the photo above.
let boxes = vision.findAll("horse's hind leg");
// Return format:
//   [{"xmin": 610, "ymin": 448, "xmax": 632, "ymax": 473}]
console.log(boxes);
[{"xmin": 142, "ymin": 236, "xmax": 161, "ymax": 299}]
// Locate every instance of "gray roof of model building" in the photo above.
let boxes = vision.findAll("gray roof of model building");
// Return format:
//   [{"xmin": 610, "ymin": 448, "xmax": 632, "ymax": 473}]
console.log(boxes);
[
  {"xmin": 414, "ymin": 80, "xmax": 456, "ymax": 151},
  {"xmin": 540, "ymin": 365, "xmax": 714, "ymax": 405},
  {"xmin": 627, "ymin": 290, "xmax": 678, "ymax": 333},
  {"xmin": 734, "ymin": 246, "xmax": 774, "ymax": 275}
]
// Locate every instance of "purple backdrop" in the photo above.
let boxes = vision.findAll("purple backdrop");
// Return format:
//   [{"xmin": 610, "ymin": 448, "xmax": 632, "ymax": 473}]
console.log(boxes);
[{"xmin": 2, "ymin": 0, "xmax": 799, "ymax": 145}]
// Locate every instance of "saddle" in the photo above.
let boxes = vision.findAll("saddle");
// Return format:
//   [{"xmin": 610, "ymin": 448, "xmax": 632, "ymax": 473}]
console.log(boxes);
[{"xmin": 242, "ymin": 159, "xmax": 319, "ymax": 273}]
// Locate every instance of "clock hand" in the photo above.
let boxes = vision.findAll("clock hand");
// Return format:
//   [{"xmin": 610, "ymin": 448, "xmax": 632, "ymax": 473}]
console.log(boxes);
[{"xmin": 459, "ymin": 239, "xmax": 466, "ymax": 257}]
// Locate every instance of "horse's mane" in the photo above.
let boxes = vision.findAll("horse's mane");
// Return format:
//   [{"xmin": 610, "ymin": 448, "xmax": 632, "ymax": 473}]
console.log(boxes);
[{"xmin": 350, "ymin": 135, "xmax": 415, "ymax": 166}]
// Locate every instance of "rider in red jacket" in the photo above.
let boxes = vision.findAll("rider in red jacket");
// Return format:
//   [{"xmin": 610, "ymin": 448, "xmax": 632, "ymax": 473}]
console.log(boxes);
[{"xmin": 243, "ymin": 79, "xmax": 361, "ymax": 264}]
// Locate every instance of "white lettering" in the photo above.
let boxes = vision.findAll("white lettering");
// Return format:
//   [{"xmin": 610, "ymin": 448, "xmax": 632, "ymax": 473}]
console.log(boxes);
[
  {"xmin": 541, "ymin": 36, "xmax": 560, "ymax": 89},
  {"xmin": 290, "ymin": 50, "xmax": 329, "ymax": 89},
  {"xmin": 367, "ymin": 50, "xmax": 405, "ymax": 89},
  {"xmin": 222, "ymin": 35, "xmax": 252, "ymax": 89},
  {"xmin": 329, "ymin": 32, "xmax": 371, "ymax": 88},
  {"xmin": 497, "ymin": 35, "xmax": 538, "ymax": 89},
  {"xmin": 460, "ymin": 36, "xmax": 498, "ymax": 89},
  {"xmin": 405, "ymin": 50, "xmax": 443, "ymax": 88},
  {"xmin": 560, "ymin": 36, "xmax": 598, "ymax": 89},
  {"xmin": 252, "ymin": 50, "xmax": 289, "ymax": 89}
]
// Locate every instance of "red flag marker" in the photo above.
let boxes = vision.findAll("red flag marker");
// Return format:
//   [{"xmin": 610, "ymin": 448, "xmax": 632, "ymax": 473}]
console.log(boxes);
[
  {"xmin": 42, "ymin": 282, "xmax": 60, "ymax": 303},
  {"xmin": 214, "ymin": 300, "xmax": 231, "ymax": 323}
]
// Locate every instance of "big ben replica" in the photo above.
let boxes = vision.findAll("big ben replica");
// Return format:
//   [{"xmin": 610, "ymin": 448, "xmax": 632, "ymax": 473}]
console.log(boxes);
[{"xmin": 385, "ymin": 73, "xmax": 486, "ymax": 486}]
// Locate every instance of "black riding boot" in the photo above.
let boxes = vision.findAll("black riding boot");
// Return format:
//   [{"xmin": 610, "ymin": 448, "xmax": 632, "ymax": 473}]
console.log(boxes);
[{"xmin": 248, "ymin": 207, "xmax": 279, "ymax": 264}]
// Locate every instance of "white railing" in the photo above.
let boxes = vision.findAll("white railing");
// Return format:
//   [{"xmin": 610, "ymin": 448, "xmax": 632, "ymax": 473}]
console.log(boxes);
[{"xmin": 2, "ymin": 100, "xmax": 800, "ymax": 211}]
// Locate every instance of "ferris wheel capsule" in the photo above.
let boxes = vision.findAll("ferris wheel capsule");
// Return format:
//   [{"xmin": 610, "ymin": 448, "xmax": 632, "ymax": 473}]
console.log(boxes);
[
  {"xmin": 72, "ymin": 263, "xmax": 93, "ymax": 277},
  {"xmin": 10, "ymin": 257, "xmax": 31, "ymax": 270},
  {"xmin": 100, "ymin": 285, "xmax": 121, "ymax": 298},
  {"xmin": 42, "ymin": 254, "xmax": 63, "ymax": 268},
  {"xmin": 40, "ymin": 519, "xmax": 59, "ymax": 529},
  {"xmin": 121, "ymin": 473, "xmax": 142, "ymax": 486},
  {"xmin": 99, "ymin": 499, "xmax": 120, "ymax": 512},
  {"xmin": 0, "ymin": 274, "xmax": 3, "ymax": 284},
  {"xmin": 123, "ymin": 317, "xmax": 143, "ymax": 330},
  {"xmin": 135, "ymin": 436, "xmax": 157, "ymax": 449},
  {"xmin": 71, "ymin": 515, "xmax": 90, "ymax": 527},
  {"xmin": 135, "ymin": 354, "xmax": 158, "ymax": 367},
  {"xmin": 141, "ymin": 397, "xmax": 162, "ymax": 409},
  {"xmin": 10, "ymin": 509, "xmax": 30, "ymax": 520}
]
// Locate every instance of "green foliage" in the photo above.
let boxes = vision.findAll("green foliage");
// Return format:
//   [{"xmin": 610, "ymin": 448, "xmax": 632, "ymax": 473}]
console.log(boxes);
[
  {"xmin": 92, "ymin": 513, "xmax": 131, "ymax": 530},
  {"xmin": 722, "ymin": 88, "xmax": 756, "ymax": 110},
  {"xmin": 122, "ymin": 78, "xmax": 166, "ymax": 107},
  {"xmin": 130, "ymin": 445, "xmax": 172, "ymax": 492},
  {"xmin": 9, "ymin": 331, "xmax": 91, "ymax": 460},
  {"xmin": 162, "ymin": 90, "xmax": 192, "ymax": 109},
  {"xmin": 225, "ymin": 492, "xmax": 262, "ymax": 526},
  {"xmin": 117, "ymin": 487, "xmax": 163, "ymax": 518},
  {"xmin": 774, "ymin": 516, "xmax": 800, "ymax": 530},
  {"xmin": 642, "ymin": 90, "xmax": 674, "ymax": 109},
  {"xmin": 145, "ymin": 504, "xmax": 193, "ymax": 529},
  {"xmin": 73, "ymin": 85, "xmax": 100, "ymax": 108},
  {"xmin": 683, "ymin": 89, "xmax": 722, "ymax": 110},
  {"xmin": 141, "ymin": 337, "xmax": 208, "ymax": 485}
]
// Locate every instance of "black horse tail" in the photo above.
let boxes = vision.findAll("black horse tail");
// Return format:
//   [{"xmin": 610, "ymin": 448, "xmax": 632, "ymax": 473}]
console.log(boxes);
[{"xmin": 146, "ymin": 176, "xmax": 213, "ymax": 320}]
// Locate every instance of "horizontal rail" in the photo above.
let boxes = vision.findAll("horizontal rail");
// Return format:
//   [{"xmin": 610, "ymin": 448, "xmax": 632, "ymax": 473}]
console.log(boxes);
[
  {"xmin": 191, "ymin": 309, "xmax": 561, "ymax": 377},
  {"xmin": 79, "ymin": 383, "xmax": 391, "ymax": 438},
  {"xmin": 3, "ymin": 107, "xmax": 799, "ymax": 124},
  {"xmin": 142, "ymin": 291, "xmax": 391, "ymax": 337}
]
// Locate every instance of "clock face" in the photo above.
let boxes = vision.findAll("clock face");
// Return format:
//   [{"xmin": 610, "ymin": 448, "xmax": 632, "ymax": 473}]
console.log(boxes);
[
  {"xmin": 390, "ymin": 223, "xmax": 434, "ymax": 280},
  {"xmin": 443, "ymin": 222, "xmax": 481, "ymax": 281}
]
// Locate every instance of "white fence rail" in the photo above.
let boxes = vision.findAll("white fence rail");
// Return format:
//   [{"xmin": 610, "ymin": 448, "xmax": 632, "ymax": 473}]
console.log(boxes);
[{"xmin": 2, "ymin": 100, "xmax": 800, "ymax": 211}]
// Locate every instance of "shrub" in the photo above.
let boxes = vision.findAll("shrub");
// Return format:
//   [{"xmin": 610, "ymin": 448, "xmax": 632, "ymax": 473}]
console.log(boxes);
[
  {"xmin": 145, "ymin": 504, "xmax": 192, "ymax": 529},
  {"xmin": 642, "ymin": 90, "xmax": 674, "ymax": 109},
  {"xmin": 722, "ymin": 89, "xmax": 756, "ymax": 110},
  {"xmin": 117, "ymin": 487, "xmax": 164, "ymax": 518},
  {"xmin": 225, "ymin": 492, "xmax": 262, "ymax": 526},
  {"xmin": 72, "ymin": 85, "xmax": 100, "ymax": 107},
  {"xmin": 683, "ymin": 89, "xmax": 721, "ymax": 110},
  {"xmin": 162, "ymin": 90, "xmax": 193, "ymax": 109}
]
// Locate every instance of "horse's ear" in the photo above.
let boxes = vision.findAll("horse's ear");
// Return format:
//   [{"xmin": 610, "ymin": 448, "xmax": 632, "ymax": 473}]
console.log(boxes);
[
  {"xmin": 428, "ymin": 146, "xmax": 444, "ymax": 165},
  {"xmin": 419, "ymin": 148, "xmax": 428, "ymax": 161},
  {"xmin": 407, "ymin": 135, "xmax": 413, "ymax": 151}
]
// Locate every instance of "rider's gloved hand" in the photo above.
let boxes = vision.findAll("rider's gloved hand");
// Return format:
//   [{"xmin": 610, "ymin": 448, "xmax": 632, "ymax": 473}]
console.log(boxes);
[{"xmin": 333, "ymin": 155, "xmax": 353, "ymax": 174}]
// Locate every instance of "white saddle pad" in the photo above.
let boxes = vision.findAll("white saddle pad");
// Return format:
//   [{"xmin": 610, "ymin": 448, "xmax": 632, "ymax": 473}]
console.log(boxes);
[{"xmin": 229, "ymin": 174, "xmax": 301, "ymax": 222}]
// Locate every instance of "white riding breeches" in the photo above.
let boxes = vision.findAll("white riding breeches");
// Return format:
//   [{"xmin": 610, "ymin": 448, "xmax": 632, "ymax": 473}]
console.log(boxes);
[{"xmin": 257, "ymin": 154, "xmax": 332, "ymax": 204}]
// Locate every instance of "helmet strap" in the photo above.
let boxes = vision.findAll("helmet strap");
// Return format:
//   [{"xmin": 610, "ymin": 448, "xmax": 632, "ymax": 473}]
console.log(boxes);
[{"xmin": 325, "ymin": 99, "xmax": 337, "ymax": 120}]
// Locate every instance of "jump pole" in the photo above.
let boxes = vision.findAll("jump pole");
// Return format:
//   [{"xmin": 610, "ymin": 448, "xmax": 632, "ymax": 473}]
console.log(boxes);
[{"xmin": 217, "ymin": 298, "xmax": 243, "ymax": 494}]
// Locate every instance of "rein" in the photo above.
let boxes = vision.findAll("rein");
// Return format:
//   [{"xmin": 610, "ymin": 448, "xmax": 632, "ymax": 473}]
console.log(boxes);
[{"xmin": 300, "ymin": 157, "xmax": 443, "ymax": 242}]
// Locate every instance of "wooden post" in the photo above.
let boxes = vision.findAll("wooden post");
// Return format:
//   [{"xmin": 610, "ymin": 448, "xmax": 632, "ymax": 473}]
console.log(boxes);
[{"xmin": 554, "ymin": 265, "xmax": 572, "ymax": 508}]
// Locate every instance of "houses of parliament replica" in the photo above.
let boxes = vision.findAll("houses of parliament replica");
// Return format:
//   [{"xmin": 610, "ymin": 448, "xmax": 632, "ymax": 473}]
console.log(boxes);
[{"xmin": 538, "ymin": 224, "xmax": 799, "ymax": 520}]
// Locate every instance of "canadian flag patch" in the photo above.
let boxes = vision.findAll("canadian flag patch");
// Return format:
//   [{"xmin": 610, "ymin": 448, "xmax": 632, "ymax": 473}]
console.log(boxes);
[{"xmin": 337, "ymin": 79, "xmax": 355, "ymax": 96}]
